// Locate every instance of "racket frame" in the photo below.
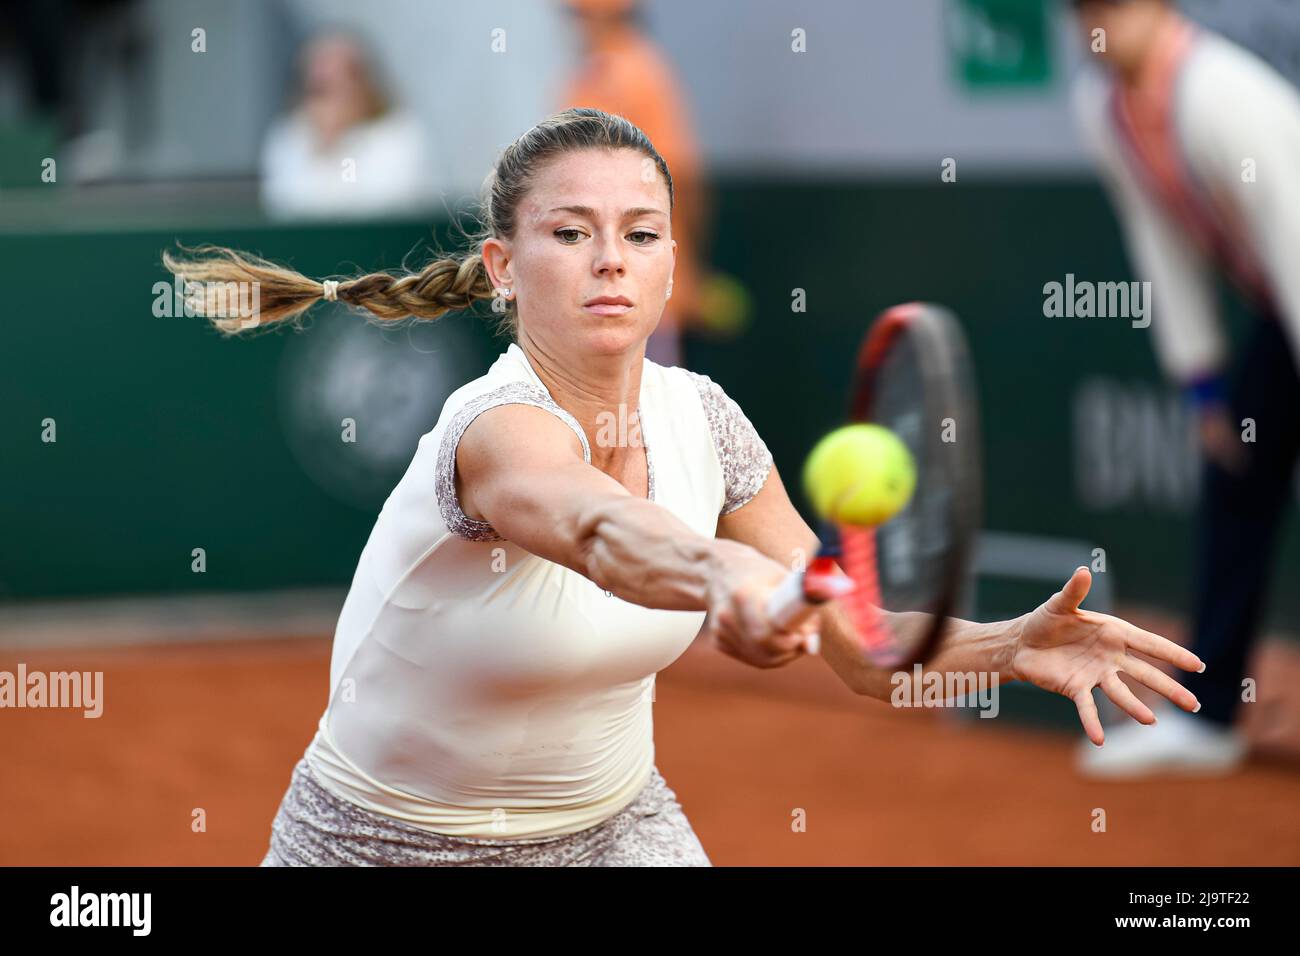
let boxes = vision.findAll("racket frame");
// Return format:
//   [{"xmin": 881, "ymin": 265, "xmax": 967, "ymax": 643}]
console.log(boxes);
[{"xmin": 767, "ymin": 302, "xmax": 982, "ymax": 668}]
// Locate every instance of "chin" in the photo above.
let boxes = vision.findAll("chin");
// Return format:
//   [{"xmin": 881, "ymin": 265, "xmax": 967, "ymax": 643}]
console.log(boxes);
[{"xmin": 583, "ymin": 322, "xmax": 653, "ymax": 356}]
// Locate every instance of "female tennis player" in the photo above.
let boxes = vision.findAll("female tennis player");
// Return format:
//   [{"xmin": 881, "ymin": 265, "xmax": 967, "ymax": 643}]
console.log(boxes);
[{"xmin": 165, "ymin": 108, "xmax": 1205, "ymax": 867}]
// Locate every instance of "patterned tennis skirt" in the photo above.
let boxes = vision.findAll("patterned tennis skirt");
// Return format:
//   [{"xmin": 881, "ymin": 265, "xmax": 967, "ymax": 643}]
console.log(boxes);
[{"xmin": 259, "ymin": 757, "xmax": 712, "ymax": 867}]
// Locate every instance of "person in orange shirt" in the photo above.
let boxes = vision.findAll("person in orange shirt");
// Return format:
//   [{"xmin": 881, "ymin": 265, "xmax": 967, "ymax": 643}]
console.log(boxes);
[{"xmin": 559, "ymin": 0, "xmax": 708, "ymax": 368}]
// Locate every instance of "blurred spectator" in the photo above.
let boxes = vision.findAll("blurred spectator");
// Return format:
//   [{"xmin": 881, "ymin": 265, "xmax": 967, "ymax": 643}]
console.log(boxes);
[
  {"xmin": 557, "ymin": 0, "xmax": 709, "ymax": 368},
  {"xmin": 1069, "ymin": 0, "xmax": 1300, "ymax": 777},
  {"xmin": 261, "ymin": 28, "xmax": 442, "ymax": 220}
]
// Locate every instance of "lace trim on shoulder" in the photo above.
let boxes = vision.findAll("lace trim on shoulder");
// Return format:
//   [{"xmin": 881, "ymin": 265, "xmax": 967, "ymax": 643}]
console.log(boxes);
[
  {"xmin": 435, "ymin": 382, "xmax": 591, "ymax": 541},
  {"xmin": 681, "ymin": 370, "xmax": 774, "ymax": 515}
]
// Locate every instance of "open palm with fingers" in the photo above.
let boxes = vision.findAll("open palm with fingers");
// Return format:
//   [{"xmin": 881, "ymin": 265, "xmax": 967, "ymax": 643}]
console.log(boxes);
[{"xmin": 1009, "ymin": 567, "xmax": 1204, "ymax": 746}]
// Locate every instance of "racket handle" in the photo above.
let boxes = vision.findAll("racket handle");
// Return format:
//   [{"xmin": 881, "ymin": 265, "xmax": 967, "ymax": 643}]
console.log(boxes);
[
  {"xmin": 766, "ymin": 571, "xmax": 819, "ymax": 630},
  {"xmin": 765, "ymin": 564, "xmax": 857, "ymax": 651}
]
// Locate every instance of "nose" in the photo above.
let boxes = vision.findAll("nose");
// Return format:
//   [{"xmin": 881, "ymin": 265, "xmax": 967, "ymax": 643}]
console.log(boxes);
[{"xmin": 591, "ymin": 229, "xmax": 626, "ymax": 278}]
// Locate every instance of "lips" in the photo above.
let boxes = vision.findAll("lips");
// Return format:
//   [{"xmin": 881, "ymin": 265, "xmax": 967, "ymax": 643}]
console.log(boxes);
[{"xmin": 583, "ymin": 296, "xmax": 633, "ymax": 316}]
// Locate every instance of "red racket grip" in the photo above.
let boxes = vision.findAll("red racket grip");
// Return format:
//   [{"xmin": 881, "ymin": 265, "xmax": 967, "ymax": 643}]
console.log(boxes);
[
  {"xmin": 765, "ymin": 556, "xmax": 856, "ymax": 637},
  {"xmin": 840, "ymin": 528, "xmax": 894, "ymax": 660}
]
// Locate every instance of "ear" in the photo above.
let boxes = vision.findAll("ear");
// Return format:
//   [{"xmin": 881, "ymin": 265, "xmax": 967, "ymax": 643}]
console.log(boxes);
[{"xmin": 481, "ymin": 236, "xmax": 513, "ymax": 289}]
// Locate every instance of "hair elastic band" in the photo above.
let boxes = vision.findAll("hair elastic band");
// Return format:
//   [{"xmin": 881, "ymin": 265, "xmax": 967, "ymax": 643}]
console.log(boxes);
[{"xmin": 322, "ymin": 280, "xmax": 339, "ymax": 302}]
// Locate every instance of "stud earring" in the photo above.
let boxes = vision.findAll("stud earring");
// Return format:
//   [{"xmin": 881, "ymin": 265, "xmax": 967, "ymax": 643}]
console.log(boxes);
[
  {"xmin": 496, "ymin": 287, "xmax": 513, "ymax": 299},
  {"xmin": 665, "ymin": 280, "xmax": 674, "ymax": 300}
]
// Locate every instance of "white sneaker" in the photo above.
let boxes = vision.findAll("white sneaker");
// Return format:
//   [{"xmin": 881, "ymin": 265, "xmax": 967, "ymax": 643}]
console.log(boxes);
[{"xmin": 1076, "ymin": 706, "xmax": 1247, "ymax": 779}]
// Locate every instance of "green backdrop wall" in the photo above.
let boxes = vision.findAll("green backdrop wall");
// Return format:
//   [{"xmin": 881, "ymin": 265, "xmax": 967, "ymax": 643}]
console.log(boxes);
[{"xmin": 3, "ymin": 179, "xmax": 1297, "ymax": 632}]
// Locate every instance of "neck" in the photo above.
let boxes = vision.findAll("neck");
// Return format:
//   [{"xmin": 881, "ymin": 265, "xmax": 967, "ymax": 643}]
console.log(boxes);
[
  {"xmin": 1118, "ymin": 8, "xmax": 1182, "ymax": 88},
  {"xmin": 514, "ymin": 332, "xmax": 646, "ymax": 462}
]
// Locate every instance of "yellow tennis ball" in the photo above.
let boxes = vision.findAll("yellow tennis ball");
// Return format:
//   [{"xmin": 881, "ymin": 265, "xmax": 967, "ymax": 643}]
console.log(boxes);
[{"xmin": 802, "ymin": 424, "xmax": 916, "ymax": 526}]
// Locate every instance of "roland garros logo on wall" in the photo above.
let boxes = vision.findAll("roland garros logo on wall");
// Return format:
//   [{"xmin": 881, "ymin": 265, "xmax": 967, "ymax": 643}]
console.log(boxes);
[{"xmin": 276, "ymin": 305, "xmax": 479, "ymax": 510}]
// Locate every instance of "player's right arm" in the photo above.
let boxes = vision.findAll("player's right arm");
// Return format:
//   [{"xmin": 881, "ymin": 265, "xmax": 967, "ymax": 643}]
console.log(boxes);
[{"xmin": 454, "ymin": 403, "xmax": 816, "ymax": 662}]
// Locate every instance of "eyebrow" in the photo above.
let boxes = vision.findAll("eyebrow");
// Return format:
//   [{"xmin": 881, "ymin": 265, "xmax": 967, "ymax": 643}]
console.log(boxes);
[{"xmin": 548, "ymin": 205, "xmax": 667, "ymax": 220}]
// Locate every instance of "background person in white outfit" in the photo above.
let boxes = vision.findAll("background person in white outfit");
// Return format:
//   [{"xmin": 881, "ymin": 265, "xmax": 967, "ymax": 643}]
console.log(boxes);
[
  {"xmin": 166, "ymin": 108, "xmax": 1206, "ymax": 865},
  {"xmin": 1070, "ymin": 0, "xmax": 1300, "ymax": 777},
  {"xmin": 260, "ymin": 28, "xmax": 442, "ymax": 221}
]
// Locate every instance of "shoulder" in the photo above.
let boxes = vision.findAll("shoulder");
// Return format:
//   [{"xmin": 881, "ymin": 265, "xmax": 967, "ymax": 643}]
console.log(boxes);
[
  {"xmin": 603, "ymin": 32, "xmax": 675, "ymax": 85},
  {"xmin": 433, "ymin": 373, "xmax": 590, "ymax": 542},
  {"xmin": 678, "ymin": 367, "xmax": 737, "ymax": 420},
  {"xmin": 1186, "ymin": 31, "xmax": 1287, "ymax": 95},
  {"xmin": 676, "ymin": 368, "xmax": 773, "ymax": 515},
  {"xmin": 676, "ymin": 368, "xmax": 760, "ymax": 438},
  {"xmin": 1182, "ymin": 32, "xmax": 1300, "ymax": 131},
  {"xmin": 1179, "ymin": 32, "xmax": 1300, "ymax": 178}
]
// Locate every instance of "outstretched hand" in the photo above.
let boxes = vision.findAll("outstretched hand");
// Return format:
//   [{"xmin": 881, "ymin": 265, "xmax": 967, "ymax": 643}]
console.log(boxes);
[{"xmin": 1009, "ymin": 567, "xmax": 1204, "ymax": 746}]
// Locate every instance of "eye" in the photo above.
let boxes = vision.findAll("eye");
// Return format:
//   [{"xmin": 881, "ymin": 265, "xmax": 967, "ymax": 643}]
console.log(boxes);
[
  {"xmin": 628, "ymin": 230, "xmax": 660, "ymax": 245},
  {"xmin": 554, "ymin": 227, "xmax": 585, "ymax": 244}
]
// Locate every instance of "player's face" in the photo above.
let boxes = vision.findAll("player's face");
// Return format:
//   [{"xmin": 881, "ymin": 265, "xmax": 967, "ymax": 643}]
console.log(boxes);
[
  {"xmin": 1073, "ymin": 0, "xmax": 1168, "ymax": 74},
  {"xmin": 497, "ymin": 147, "xmax": 675, "ymax": 359}
]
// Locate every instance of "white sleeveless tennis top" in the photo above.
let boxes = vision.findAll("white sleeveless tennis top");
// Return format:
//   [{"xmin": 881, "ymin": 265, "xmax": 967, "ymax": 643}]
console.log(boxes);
[{"xmin": 304, "ymin": 342, "xmax": 773, "ymax": 839}]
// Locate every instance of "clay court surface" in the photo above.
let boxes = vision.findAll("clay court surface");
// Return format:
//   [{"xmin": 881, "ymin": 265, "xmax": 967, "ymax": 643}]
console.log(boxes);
[{"xmin": 2, "ymin": 608, "xmax": 1299, "ymax": 867}]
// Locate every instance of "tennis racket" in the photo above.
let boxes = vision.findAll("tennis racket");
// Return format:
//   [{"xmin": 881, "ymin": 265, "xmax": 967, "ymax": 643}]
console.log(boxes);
[{"xmin": 767, "ymin": 302, "xmax": 982, "ymax": 668}]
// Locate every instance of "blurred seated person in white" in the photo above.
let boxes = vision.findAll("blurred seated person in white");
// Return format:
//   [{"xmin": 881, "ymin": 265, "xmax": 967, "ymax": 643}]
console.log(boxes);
[{"xmin": 261, "ymin": 29, "xmax": 441, "ymax": 220}]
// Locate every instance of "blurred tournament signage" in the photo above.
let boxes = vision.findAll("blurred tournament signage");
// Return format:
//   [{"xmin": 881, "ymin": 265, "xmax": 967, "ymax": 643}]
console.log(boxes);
[
  {"xmin": 1072, "ymin": 377, "xmax": 1300, "ymax": 512},
  {"xmin": 946, "ymin": 0, "xmax": 1052, "ymax": 89},
  {"xmin": 1072, "ymin": 378, "xmax": 1199, "ymax": 513}
]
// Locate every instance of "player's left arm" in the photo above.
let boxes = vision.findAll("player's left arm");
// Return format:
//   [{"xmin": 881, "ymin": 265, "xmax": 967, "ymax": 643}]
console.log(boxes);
[{"xmin": 719, "ymin": 463, "xmax": 1205, "ymax": 744}]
